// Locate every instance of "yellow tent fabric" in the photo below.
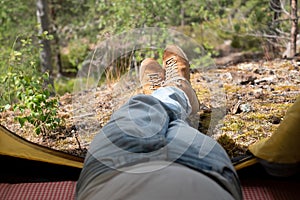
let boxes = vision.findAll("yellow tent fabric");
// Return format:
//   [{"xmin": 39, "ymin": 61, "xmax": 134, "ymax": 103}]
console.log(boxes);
[
  {"xmin": 0, "ymin": 125, "xmax": 83, "ymax": 168},
  {"xmin": 234, "ymin": 157, "xmax": 258, "ymax": 171},
  {"xmin": 249, "ymin": 96, "xmax": 300, "ymax": 164}
]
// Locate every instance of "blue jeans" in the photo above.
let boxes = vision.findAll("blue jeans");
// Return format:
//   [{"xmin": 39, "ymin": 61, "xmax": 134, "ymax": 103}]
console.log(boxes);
[{"xmin": 76, "ymin": 87, "xmax": 242, "ymax": 200}]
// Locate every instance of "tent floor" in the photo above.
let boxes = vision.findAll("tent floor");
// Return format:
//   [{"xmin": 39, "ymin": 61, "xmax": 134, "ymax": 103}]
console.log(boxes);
[
  {"xmin": 238, "ymin": 163, "xmax": 299, "ymax": 200},
  {"xmin": 1, "ymin": 156, "xmax": 299, "ymax": 199}
]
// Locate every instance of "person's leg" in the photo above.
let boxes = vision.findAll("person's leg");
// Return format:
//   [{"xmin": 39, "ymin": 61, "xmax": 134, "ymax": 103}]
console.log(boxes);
[
  {"xmin": 76, "ymin": 86, "xmax": 241, "ymax": 199},
  {"xmin": 76, "ymin": 85, "xmax": 193, "ymax": 195},
  {"xmin": 156, "ymin": 44, "xmax": 242, "ymax": 199},
  {"xmin": 77, "ymin": 45, "xmax": 242, "ymax": 199},
  {"xmin": 151, "ymin": 86, "xmax": 191, "ymax": 121},
  {"xmin": 76, "ymin": 58, "xmax": 169, "ymax": 195},
  {"xmin": 76, "ymin": 94, "xmax": 170, "ymax": 195},
  {"xmin": 166, "ymin": 119, "xmax": 242, "ymax": 200},
  {"xmin": 153, "ymin": 85, "xmax": 242, "ymax": 200}
]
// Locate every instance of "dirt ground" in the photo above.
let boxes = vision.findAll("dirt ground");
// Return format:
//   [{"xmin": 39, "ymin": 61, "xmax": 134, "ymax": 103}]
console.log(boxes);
[{"xmin": 1, "ymin": 59, "xmax": 299, "ymax": 159}]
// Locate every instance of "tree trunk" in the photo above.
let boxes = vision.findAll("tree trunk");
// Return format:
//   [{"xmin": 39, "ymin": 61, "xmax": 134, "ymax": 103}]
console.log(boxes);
[
  {"xmin": 49, "ymin": 0, "xmax": 63, "ymax": 78},
  {"xmin": 269, "ymin": 0, "xmax": 282, "ymax": 58},
  {"xmin": 290, "ymin": 0, "xmax": 298, "ymax": 57},
  {"xmin": 180, "ymin": 0, "xmax": 185, "ymax": 26},
  {"xmin": 270, "ymin": 0, "xmax": 281, "ymax": 22},
  {"xmin": 36, "ymin": 0, "xmax": 54, "ymax": 87}
]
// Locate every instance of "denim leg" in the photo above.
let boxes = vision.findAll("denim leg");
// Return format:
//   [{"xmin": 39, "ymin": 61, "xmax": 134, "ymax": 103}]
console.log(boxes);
[
  {"xmin": 152, "ymin": 86, "xmax": 191, "ymax": 121},
  {"xmin": 77, "ymin": 87, "xmax": 242, "ymax": 199},
  {"xmin": 166, "ymin": 119, "xmax": 242, "ymax": 200},
  {"xmin": 76, "ymin": 94, "xmax": 170, "ymax": 194},
  {"xmin": 153, "ymin": 87, "xmax": 242, "ymax": 199}
]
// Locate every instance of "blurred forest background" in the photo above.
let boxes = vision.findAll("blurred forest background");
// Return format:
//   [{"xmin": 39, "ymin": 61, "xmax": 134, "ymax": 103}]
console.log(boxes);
[
  {"xmin": 0, "ymin": 0, "xmax": 299, "ymax": 154},
  {"xmin": 1, "ymin": 0, "xmax": 298, "ymax": 96}
]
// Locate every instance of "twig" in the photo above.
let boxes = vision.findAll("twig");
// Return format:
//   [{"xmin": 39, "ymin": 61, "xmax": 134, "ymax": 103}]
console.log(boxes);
[
  {"xmin": 71, "ymin": 113, "xmax": 95, "ymax": 119},
  {"xmin": 74, "ymin": 132, "xmax": 82, "ymax": 151}
]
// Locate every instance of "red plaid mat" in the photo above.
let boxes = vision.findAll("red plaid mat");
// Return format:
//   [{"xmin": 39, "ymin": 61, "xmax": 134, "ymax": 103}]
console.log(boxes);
[
  {"xmin": 242, "ymin": 179, "xmax": 299, "ymax": 200},
  {"xmin": 1, "ymin": 179, "xmax": 299, "ymax": 200},
  {"xmin": 0, "ymin": 181, "xmax": 76, "ymax": 200}
]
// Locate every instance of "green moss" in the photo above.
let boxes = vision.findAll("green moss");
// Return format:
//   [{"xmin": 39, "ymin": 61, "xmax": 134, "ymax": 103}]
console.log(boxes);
[
  {"xmin": 217, "ymin": 134, "xmax": 247, "ymax": 158},
  {"xmin": 222, "ymin": 117, "xmax": 245, "ymax": 132},
  {"xmin": 244, "ymin": 112, "xmax": 271, "ymax": 121},
  {"xmin": 224, "ymin": 84, "xmax": 244, "ymax": 94}
]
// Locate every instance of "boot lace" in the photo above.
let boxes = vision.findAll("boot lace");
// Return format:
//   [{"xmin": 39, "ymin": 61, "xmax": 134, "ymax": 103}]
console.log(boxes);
[
  {"xmin": 164, "ymin": 56, "xmax": 186, "ymax": 86},
  {"xmin": 147, "ymin": 73, "xmax": 163, "ymax": 90}
]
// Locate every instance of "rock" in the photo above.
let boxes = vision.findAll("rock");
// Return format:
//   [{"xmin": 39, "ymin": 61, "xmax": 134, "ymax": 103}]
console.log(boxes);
[
  {"xmin": 254, "ymin": 76, "xmax": 276, "ymax": 85},
  {"xmin": 231, "ymin": 100, "xmax": 241, "ymax": 114},
  {"xmin": 240, "ymin": 75, "xmax": 257, "ymax": 85},
  {"xmin": 253, "ymin": 67, "xmax": 266, "ymax": 75},
  {"xmin": 252, "ymin": 88, "xmax": 264, "ymax": 99},
  {"xmin": 230, "ymin": 71, "xmax": 257, "ymax": 85},
  {"xmin": 282, "ymin": 36, "xmax": 300, "ymax": 58},
  {"xmin": 214, "ymin": 52, "xmax": 263, "ymax": 67},
  {"xmin": 239, "ymin": 103, "xmax": 252, "ymax": 113},
  {"xmin": 219, "ymin": 72, "xmax": 233, "ymax": 81},
  {"xmin": 231, "ymin": 101, "xmax": 252, "ymax": 114},
  {"xmin": 215, "ymin": 40, "xmax": 233, "ymax": 57}
]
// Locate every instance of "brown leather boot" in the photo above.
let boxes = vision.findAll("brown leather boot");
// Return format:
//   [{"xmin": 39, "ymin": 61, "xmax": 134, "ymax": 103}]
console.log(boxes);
[
  {"xmin": 139, "ymin": 58, "xmax": 165, "ymax": 95},
  {"xmin": 163, "ymin": 45, "xmax": 200, "ymax": 115}
]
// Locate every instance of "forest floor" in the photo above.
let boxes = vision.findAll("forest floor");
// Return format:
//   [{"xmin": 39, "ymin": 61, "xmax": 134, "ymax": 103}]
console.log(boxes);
[{"xmin": 1, "ymin": 58, "xmax": 299, "ymax": 159}]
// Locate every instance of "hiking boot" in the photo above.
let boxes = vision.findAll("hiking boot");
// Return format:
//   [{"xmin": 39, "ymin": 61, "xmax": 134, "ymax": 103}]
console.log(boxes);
[
  {"xmin": 163, "ymin": 44, "xmax": 190, "ymax": 81},
  {"xmin": 139, "ymin": 58, "xmax": 165, "ymax": 95},
  {"xmin": 163, "ymin": 45, "xmax": 200, "ymax": 114}
]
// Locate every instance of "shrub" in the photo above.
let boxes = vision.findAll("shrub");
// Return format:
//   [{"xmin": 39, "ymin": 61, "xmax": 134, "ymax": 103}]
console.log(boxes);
[
  {"xmin": 13, "ymin": 72, "xmax": 61, "ymax": 135},
  {"xmin": 0, "ymin": 36, "xmax": 62, "ymax": 135}
]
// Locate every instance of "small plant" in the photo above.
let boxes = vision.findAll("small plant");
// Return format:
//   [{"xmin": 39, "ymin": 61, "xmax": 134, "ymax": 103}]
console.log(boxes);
[
  {"xmin": 1, "ymin": 69, "xmax": 62, "ymax": 135},
  {"xmin": 13, "ymin": 72, "xmax": 61, "ymax": 135},
  {"xmin": 0, "ymin": 36, "xmax": 62, "ymax": 135}
]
